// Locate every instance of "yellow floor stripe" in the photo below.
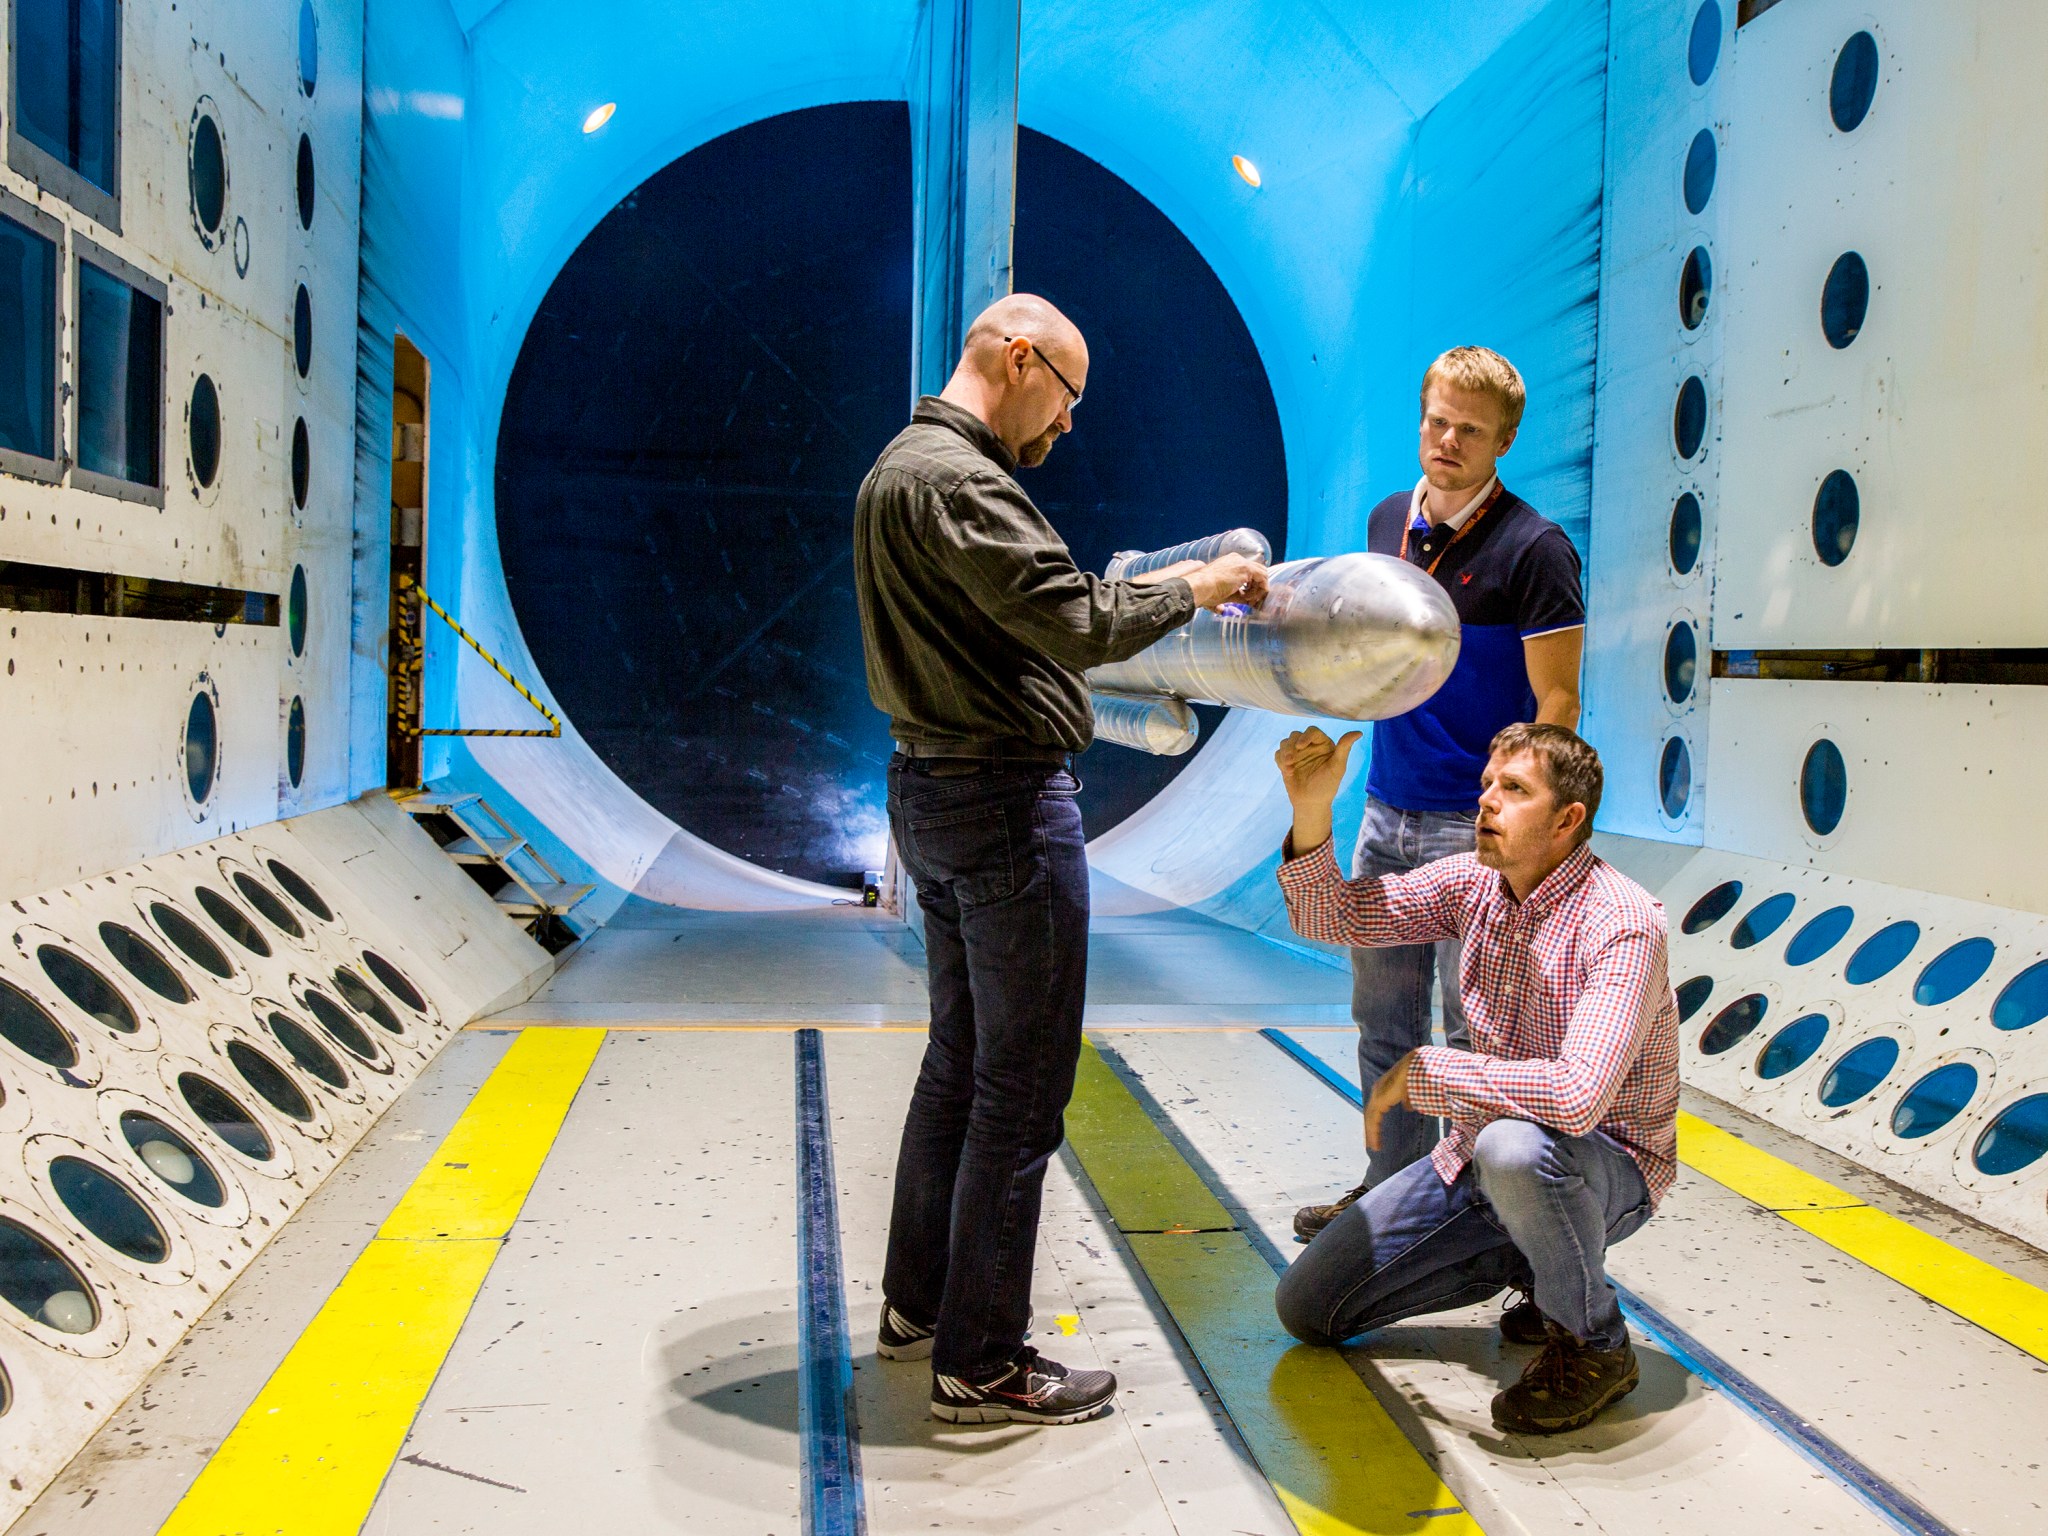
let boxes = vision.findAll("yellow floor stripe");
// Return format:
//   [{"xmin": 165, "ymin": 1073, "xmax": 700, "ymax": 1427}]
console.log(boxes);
[
  {"xmin": 1678, "ymin": 1109, "xmax": 2048, "ymax": 1362},
  {"xmin": 158, "ymin": 1027, "xmax": 605, "ymax": 1535},
  {"xmin": 1067, "ymin": 1040, "xmax": 1481, "ymax": 1536}
]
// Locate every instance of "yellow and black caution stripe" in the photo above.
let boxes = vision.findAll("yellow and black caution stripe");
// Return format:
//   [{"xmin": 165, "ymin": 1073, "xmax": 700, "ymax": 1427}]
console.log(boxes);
[{"xmin": 400, "ymin": 574, "xmax": 562, "ymax": 738}]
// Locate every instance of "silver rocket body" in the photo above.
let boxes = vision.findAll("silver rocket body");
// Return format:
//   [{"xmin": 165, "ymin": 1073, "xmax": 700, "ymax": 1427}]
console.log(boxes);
[{"xmin": 1089, "ymin": 551, "xmax": 1460, "ymax": 725}]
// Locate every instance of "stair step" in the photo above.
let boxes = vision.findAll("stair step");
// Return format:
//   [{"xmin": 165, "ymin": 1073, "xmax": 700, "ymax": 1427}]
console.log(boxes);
[
  {"xmin": 445, "ymin": 833, "xmax": 526, "ymax": 864},
  {"xmin": 495, "ymin": 881, "xmax": 595, "ymax": 917},
  {"xmin": 400, "ymin": 791, "xmax": 481, "ymax": 814}
]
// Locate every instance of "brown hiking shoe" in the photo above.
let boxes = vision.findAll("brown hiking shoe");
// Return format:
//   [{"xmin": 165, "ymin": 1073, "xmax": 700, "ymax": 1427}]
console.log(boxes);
[
  {"xmin": 1491, "ymin": 1328, "xmax": 1640, "ymax": 1434},
  {"xmin": 1293, "ymin": 1179, "xmax": 1369, "ymax": 1242},
  {"xmin": 1498, "ymin": 1288, "xmax": 1549, "ymax": 1346}
]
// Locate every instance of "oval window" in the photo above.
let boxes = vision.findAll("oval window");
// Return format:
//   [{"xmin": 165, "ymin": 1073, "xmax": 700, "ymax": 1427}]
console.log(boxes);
[
  {"xmin": 177, "ymin": 1072, "xmax": 275, "ymax": 1160},
  {"xmin": 1669, "ymin": 491, "xmax": 1702, "ymax": 576},
  {"xmin": 1913, "ymin": 938, "xmax": 1996, "ymax": 1008},
  {"xmin": 287, "ymin": 697, "xmax": 307, "ymax": 789},
  {"xmin": 1683, "ymin": 129, "xmax": 1716, "ymax": 216},
  {"xmin": 225, "ymin": 1041, "xmax": 313, "ymax": 1122},
  {"xmin": 1682, "ymin": 882, "xmax": 1741, "ymax": 934},
  {"xmin": 1673, "ymin": 375, "xmax": 1708, "ymax": 460},
  {"xmin": 1757, "ymin": 1013, "xmax": 1830, "ymax": 1080},
  {"xmin": 296, "ymin": 133, "xmax": 316, "ymax": 229},
  {"xmin": 1812, "ymin": 470, "xmax": 1859, "ymax": 567},
  {"xmin": 1821, "ymin": 252, "xmax": 1870, "ymax": 349},
  {"xmin": 190, "ymin": 112, "xmax": 227, "ymax": 240},
  {"xmin": 1818, "ymin": 1036, "xmax": 1900, "ymax": 1107},
  {"xmin": 233, "ymin": 872, "xmax": 305, "ymax": 939},
  {"xmin": 1890, "ymin": 1062, "xmax": 1978, "ymax": 1140},
  {"xmin": 99, "ymin": 922, "xmax": 193, "ymax": 1004},
  {"xmin": 1730, "ymin": 893, "xmax": 1795, "ymax": 950},
  {"xmin": 1800, "ymin": 739, "xmax": 1847, "ymax": 836},
  {"xmin": 289, "ymin": 565, "xmax": 309, "ymax": 658},
  {"xmin": 1973, "ymin": 1095, "xmax": 2048, "ymax": 1177},
  {"xmin": 120, "ymin": 1112, "xmax": 226, "ymax": 1208},
  {"xmin": 1784, "ymin": 905, "xmax": 1855, "ymax": 966},
  {"xmin": 0, "ymin": 977, "xmax": 79, "ymax": 1066},
  {"xmin": 1830, "ymin": 31, "xmax": 1879, "ymax": 133},
  {"xmin": 50, "ymin": 1157, "xmax": 169, "ymax": 1264},
  {"xmin": 0, "ymin": 1219, "xmax": 98, "ymax": 1333},
  {"xmin": 1679, "ymin": 246, "xmax": 1711, "ymax": 330},
  {"xmin": 300, "ymin": 990, "xmax": 378, "ymax": 1061},
  {"xmin": 294, "ymin": 285, "xmax": 314, "ymax": 379},
  {"xmin": 268, "ymin": 860, "xmax": 335, "ymax": 922},
  {"xmin": 1688, "ymin": 2, "xmax": 1721, "ymax": 86},
  {"xmin": 364, "ymin": 951, "xmax": 428, "ymax": 1013},
  {"xmin": 268, "ymin": 1013, "xmax": 348, "ymax": 1089},
  {"xmin": 37, "ymin": 946, "xmax": 135, "ymax": 1035},
  {"xmin": 186, "ymin": 691, "xmax": 219, "ymax": 805},
  {"xmin": 196, "ymin": 886, "xmax": 272, "ymax": 957},
  {"xmin": 1992, "ymin": 960, "xmax": 2048, "ymax": 1032},
  {"xmin": 1845, "ymin": 921, "xmax": 1919, "ymax": 985},
  {"xmin": 1664, "ymin": 622, "xmax": 1698, "ymax": 705},
  {"xmin": 298, "ymin": 1, "xmax": 320, "ymax": 97},
  {"xmin": 1660, "ymin": 736, "xmax": 1692, "ymax": 819},
  {"xmin": 151, "ymin": 902, "xmax": 235, "ymax": 980},
  {"xmin": 189, "ymin": 374, "xmax": 221, "ymax": 489},
  {"xmin": 291, "ymin": 418, "xmax": 311, "ymax": 509},
  {"xmin": 1676, "ymin": 975, "xmax": 1714, "ymax": 1024},
  {"xmin": 1700, "ymin": 993, "xmax": 1766, "ymax": 1056},
  {"xmin": 332, "ymin": 968, "xmax": 404, "ymax": 1035}
]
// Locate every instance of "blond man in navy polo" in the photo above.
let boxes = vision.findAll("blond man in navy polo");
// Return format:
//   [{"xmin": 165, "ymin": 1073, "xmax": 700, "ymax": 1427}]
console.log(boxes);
[{"xmin": 1295, "ymin": 346, "xmax": 1585, "ymax": 1239}]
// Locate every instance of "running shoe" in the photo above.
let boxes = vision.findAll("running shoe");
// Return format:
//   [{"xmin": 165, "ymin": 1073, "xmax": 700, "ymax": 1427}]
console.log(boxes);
[{"xmin": 931, "ymin": 1349, "xmax": 1117, "ymax": 1425}]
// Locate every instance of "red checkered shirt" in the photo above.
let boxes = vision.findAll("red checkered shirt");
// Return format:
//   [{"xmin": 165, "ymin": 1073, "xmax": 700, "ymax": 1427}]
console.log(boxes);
[{"xmin": 1277, "ymin": 837, "xmax": 1680, "ymax": 1206}]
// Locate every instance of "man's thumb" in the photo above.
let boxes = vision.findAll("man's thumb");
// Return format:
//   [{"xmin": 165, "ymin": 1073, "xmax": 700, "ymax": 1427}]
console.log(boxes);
[{"xmin": 1335, "ymin": 730, "xmax": 1364, "ymax": 770}]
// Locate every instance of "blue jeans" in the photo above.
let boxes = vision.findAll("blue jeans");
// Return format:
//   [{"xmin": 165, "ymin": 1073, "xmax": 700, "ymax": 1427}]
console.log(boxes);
[
  {"xmin": 881, "ymin": 756, "xmax": 1090, "ymax": 1378},
  {"xmin": 1275, "ymin": 1119, "xmax": 1651, "ymax": 1351},
  {"xmin": 1351, "ymin": 795, "xmax": 1476, "ymax": 1187}
]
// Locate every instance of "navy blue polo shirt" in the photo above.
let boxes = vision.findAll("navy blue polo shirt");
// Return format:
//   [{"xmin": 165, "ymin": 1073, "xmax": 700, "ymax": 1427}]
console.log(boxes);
[{"xmin": 1365, "ymin": 484, "xmax": 1584, "ymax": 813}]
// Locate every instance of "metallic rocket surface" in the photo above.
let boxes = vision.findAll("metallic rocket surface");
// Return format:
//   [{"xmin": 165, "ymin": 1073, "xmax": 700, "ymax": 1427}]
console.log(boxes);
[{"xmin": 1089, "ymin": 549, "xmax": 1459, "ymax": 747}]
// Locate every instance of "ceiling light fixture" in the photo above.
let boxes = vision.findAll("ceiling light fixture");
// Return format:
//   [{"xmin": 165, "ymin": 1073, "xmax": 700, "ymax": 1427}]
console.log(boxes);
[
  {"xmin": 1232, "ymin": 155, "xmax": 1261, "ymax": 187},
  {"xmin": 583, "ymin": 102, "xmax": 616, "ymax": 134}
]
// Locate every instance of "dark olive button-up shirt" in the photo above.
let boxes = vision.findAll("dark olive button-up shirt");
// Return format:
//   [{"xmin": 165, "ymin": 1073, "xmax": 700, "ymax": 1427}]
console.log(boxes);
[{"xmin": 854, "ymin": 396, "xmax": 1196, "ymax": 754}]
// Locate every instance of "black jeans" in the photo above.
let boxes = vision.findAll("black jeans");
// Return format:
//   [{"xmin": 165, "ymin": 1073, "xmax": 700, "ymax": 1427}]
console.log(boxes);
[{"xmin": 881, "ymin": 755, "xmax": 1090, "ymax": 1378}]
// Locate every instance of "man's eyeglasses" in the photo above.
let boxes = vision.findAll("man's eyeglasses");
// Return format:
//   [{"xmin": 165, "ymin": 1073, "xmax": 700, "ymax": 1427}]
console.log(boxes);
[{"xmin": 1005, "ymin": 336, "xmax": 1082, "ymax": 408}]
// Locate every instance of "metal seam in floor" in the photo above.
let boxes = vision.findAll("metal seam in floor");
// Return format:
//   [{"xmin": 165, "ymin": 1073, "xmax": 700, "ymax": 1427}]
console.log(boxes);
[
  {"xmin": 796, "ymin": 1027, "xmax": 867, "ymax": 1536},
  {"xmin": 1255, "ymin": 1026, "xmax": 1960, "ymax": 1536}
]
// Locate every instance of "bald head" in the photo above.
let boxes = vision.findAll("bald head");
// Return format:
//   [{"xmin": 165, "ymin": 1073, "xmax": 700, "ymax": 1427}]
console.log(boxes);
[{"xmin": 940, "ymin": 293, "xmax": 1089, "ymax": 468}]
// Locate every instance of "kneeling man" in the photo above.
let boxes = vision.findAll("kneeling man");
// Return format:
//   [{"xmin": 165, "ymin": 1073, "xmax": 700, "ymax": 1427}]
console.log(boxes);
[{"xmin": 1271, "ymin": 722, "xmax": 1678, "ymax": 1434}]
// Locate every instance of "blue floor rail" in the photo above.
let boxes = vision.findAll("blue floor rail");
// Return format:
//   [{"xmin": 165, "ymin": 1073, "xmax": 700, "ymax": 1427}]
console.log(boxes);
[
  {"xmin": 796, "ymin": 1028, "xmax": 867, "ymax": 1536},
  {"xmin": 1256, "ymin": 1026, "xmax": 1956, "ymax": 1536}
]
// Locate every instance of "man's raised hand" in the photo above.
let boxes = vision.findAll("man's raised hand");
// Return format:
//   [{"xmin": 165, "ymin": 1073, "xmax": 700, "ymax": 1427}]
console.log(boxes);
[{"xmin": 1275, "ymin": 726, "xmax": 1363, "ymax": 808}]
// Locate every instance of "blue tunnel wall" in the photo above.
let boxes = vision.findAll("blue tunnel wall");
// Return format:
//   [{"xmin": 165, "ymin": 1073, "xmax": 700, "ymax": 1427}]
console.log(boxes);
[{"xmin": 351, "ymin": 0, "xmax": 1612, "ymax": 931}]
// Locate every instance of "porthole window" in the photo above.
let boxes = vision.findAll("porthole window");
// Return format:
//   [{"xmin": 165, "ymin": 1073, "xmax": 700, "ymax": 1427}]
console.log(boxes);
[
  {"xmin": 363, "ymin": 952, "xmax": 428, "ymax": 1013},
  {"xmin": 1673, "ymin": 376, "xmax": 1708, "ymax": 460},
  {"xmin": 1682, "ymin": 128, "xmax": 1716, "ymax": 216},
  {"xmin": 1664, "ymin": 622, "xmax": 1698, "ymax": 705},
  {"xmin": 1992, "ymin": 960, "xmax": 2048, "ymax": 1032},
  {"xmin": 287, "ymin": 697, "xmax": 307, "ymax": 789},
  {"xmin": 299, "ymin": 1, "xmax": 321, "ymax": 98},
  {"xmin": 188, "ymin": 108, "xmax": 227, "ymax": 245},
  {"xmin": 1973, "ymin": 1095, "xmax": 2048, "ymax": 1176},
  {"xmin": 1821, "ymin": 253, "xmax": 1869, "ymax": 349},
  {"xmin": 296, "ymin": 134, "xmax": 316, "ymax": 230},
  {"xmin": 1800, "ymin": 739, "xmax": 1847, "ymax": 836},
  {"xmin": 1812, "ymin": 470, "xmax": 1859, "ymax": 567},
  {"xmin": 1669, "ymin": 491, "xmax": 1702, "ymax": 576},
  {"xmin": 1818, "ymin": 1036, "xmax": 1899, "ymax": 1107},
  {"xmin": 225, "ymin": 1041, "xmax": 313, "ymax": 1122},
  {"xmin": 233, "ymin": 872, "xmax": 305, "ymax": 939},
  {"xmin": 1659, "ymin": 736, "xmax": 1691, "ymax": 818},
  {"xmin": 300, "ymin": 991, "xmax": 378, "ymax": 1062},
  {"xmin": 267, "ymin": 1013, "xmax": 347, "ymax": 1089},
  {"xmin": 150, "ymin": 903, "xmax": 234, "ymax": 981},
  {"xmin": 1682, "ymin": 882, "xmax": 1742, "ymax": 934},
  {"xmin": 293, "ymin": 285, "xmax": 313, "ymax": 379},
  {"xmin": 177, "ymin": 1072, "xmax": 275, "ymax": 1159},
  {"xmin": 188, "ymin": 374, "xmax": 221, "ymax": 490},
  {"xmin": 1688, "ymin": 1, "xmax": 1721, "ymax": 86},
  {"xmin": 195, "ymin": 887, "xmax": 271, "ymax": 958},
  {"xmin": 1700, "ymin": 993, "xmax": 1766, "ymax": 1056},
  {"xmin": 0, "ymin": 976, "xmax": 79, "ymax": 1066},
  {"xmin": 1785, "ymin": 905, "xmax": 1855, "ymax": 966},
  {"xmin": 1679, "ymin": 246, "xmax": 1711, "ymax": 330},
  {"xmin": 1891, "ymin": 1063, "xmax": 1978, "ymax": 1140},
  {"xmin": 288, "ymin": 565, "xmax": 310, "ymax": 658},
  {"xmin": 331, "ymin": 969, "xmax": 403, "ymax": 1035},
  {"xmin": 119, "ymin": 1113, "xmax": 226, "ymax": 1208},
  {"xmin": 1914, "ymin": 938, "xmax": 1996, "ymax": 1008},
  {"xmin": 291, "ymin": 417, "xmax": 310, "ymax": 509},
  {"xmin": 186, "ymin": 691, "xmax": 219, "ymax": 806},
  {"xmin": 1676, "ymin": 976, "xmax": 1714, "ymax": 1023},
  {"xmin": 0, "ymin": 1219, "xmax": 98, "ymax": 1333},
  {"xmin": 99, "ymin": 922, "xmax": 193, "ymax": 1005},
  {"xmin": 37, "ymin": 947, "xmax": 135, "ymax": 1035},
  {"xmin": 1830, "ymin": 31, "xmax": 1879, "ymax": 133},
  {"xmin": 1757, "ymin": 1013, "xmax": 1830, "ymax": 1080},
  {"xmin": 50, "ymin": 1157, "xmax": 169, "ymax": 1264},
  {"xmin": 1846, "ymin": 921, "xmax": 1918, "ymax": 985},
  {"xmin": 1731, "ymin": 893, "xmax": 1795, "ymax": 950},
  {"xmin": 267, "ymin": 860, "xmax": 335, "ymax": 923}
]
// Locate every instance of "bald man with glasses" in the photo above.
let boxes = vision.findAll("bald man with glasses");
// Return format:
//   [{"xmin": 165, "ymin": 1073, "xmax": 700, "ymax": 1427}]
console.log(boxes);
[{"xmin": 854, "ymin": 293, "xmax": 1266, "ymax": 1425}]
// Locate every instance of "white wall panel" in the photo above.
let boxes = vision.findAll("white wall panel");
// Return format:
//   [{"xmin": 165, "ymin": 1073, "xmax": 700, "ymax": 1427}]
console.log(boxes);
[
  {"xmin": 1706, "ymin": 679, "xmax": 2048, "ymax": 914},
  {"xmin": 1717, "ymin": 0, "xmax": 2048, "ymax": 647},
  {"xmin": 1583, "ymin": 0, "xmax": 1725, "ymax": 842}
]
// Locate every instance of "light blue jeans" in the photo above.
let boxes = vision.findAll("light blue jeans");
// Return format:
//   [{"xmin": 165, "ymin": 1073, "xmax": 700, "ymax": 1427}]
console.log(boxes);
[
  {"xmin": 1351, "ymin": 795, "xmax": 1475, "ymax": 1187},
  {"xmin": 1275, "ymin": 1119, "xmax": 1652, "ymax": 1351}
]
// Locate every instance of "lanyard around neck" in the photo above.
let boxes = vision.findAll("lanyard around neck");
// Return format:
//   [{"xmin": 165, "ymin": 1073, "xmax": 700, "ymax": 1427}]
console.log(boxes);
[{"xmin": 1400, "ymin": 481, "xmax": 1505, "ymax": 577}]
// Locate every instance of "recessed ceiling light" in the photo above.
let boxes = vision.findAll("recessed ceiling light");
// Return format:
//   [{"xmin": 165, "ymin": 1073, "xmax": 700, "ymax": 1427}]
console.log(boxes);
[
  {"xmin": 1232, "ymin": 155, "xmax": 1261, "ymax": 187},
  {"xmin": 583, "ymin": 102, "xmax": 616, "ymax": 134}
]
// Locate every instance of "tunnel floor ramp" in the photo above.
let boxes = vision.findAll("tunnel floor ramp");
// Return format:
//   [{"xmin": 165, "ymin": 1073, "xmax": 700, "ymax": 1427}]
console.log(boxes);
[{"xmin": 20, "ymin": 905, "xmax": 2048, "ymax": 1535}]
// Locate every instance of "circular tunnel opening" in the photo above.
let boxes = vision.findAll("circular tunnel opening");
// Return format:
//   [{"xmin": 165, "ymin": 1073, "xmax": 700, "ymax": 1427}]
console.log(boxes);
[{"xmin": 496, "ymin": 103, "xmax": 1285, "ymax": 887}]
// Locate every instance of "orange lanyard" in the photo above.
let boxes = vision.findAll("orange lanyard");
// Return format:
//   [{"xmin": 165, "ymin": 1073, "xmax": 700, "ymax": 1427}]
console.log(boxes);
[{"xmin": 1400, "ymin": 481, "xmax": 1505, "ymax": 577}]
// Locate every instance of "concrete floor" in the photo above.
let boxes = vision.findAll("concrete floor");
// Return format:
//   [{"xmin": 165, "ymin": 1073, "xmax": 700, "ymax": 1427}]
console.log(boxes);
[{"xmin": 21, "ymin": 902, "xmax": 2047, "ymax": 1534}]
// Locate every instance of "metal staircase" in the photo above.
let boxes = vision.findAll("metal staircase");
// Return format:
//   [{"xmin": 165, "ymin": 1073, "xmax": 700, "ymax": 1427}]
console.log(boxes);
[{"xmin": 395, "ymin": 788, "xmax": 594, "ymax": 953}]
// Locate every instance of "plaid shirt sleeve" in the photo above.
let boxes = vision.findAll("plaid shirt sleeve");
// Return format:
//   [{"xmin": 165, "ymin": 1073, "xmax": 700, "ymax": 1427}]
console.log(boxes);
[
  {"xmin": 1405, "ymin": 922, "xmax": 1666, "ymax": 1137},
  {"xmin": 1275, "ymin": 836, "xmax": 1468, "ymax": 948}
]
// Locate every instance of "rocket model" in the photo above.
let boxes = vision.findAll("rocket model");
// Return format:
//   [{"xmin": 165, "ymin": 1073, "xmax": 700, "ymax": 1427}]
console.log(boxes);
[{"xmin": 1087, "ymin": 528, "xmax": 1461, "ymax": 754}]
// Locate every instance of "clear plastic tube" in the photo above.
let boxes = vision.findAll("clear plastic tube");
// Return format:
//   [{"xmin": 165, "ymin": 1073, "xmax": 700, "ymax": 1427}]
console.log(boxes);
[
  {"xmin": 1089, "ymin": 691, "xmax": 1199, "ymax": 756},
  {"xmin": 1105, "ymin": 527, "xmax": 1272, "ymax": 582}
]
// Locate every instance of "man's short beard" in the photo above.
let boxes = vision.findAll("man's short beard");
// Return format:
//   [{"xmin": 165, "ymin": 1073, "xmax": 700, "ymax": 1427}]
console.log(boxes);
[{"xmin": 1017, "ymin": 422, "xmax": 1060, "ymax": 468}]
